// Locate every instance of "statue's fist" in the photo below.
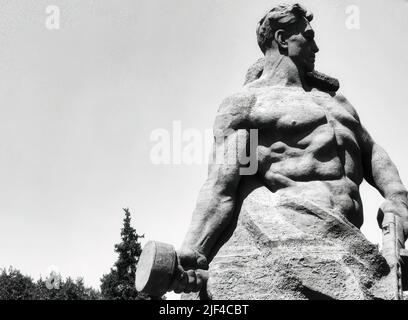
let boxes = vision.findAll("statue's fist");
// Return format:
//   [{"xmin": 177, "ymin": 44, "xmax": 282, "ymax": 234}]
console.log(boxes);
[
  {"xmin": 170, "ymin": 248, "xmax": 208, "ymax": 294},
  {"xmin": 378, "ymin": 198, "xmax": 408, "ymax": 241}
]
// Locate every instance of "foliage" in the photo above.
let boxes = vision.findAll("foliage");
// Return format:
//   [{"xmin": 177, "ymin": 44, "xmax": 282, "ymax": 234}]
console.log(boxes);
[
  {"xmin": 100, "ymin": 208, "xmax": 154, "ymax": 300},
  {"xmin": 33, "ymin": 277, "xmax": 101, "ymax": 300},
  {"xmin": 0, "ymin": 208, "xmax": 155, "ymax": 300},
  {"xmin": 0, "ymin": 267, "xmax": 101, "ymax": 300},
  {"xmin": 0, "ymin": 267, "xmax": 36, "ymax": 300}
]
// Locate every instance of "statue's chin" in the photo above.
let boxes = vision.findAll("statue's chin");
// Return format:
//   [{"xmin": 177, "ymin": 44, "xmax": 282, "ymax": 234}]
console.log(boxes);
[
  {"xmin": 295, "ymin": 61, "xmax": 314, "ymax": 75},
  {"xmin": 306, "ymin": 63, "xmax": 315, "ymax": 73}
]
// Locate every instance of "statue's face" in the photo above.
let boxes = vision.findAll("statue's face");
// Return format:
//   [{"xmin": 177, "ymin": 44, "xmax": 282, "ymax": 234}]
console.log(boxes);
[{"xmin": 286, "ymin": 17, "xmax": 319, "ymax": 72}]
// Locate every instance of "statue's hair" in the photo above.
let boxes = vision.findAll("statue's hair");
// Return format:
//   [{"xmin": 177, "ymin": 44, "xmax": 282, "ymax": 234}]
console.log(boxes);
[{"xmin": 256, "ymin": 3, "xmax": 313, "ymax": 54}]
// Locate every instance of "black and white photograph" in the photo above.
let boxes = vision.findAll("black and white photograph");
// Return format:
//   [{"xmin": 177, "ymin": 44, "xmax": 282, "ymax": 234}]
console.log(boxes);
[{"xmin": 0, "ymin": 0, "xmax": 407, "ymax": 312}]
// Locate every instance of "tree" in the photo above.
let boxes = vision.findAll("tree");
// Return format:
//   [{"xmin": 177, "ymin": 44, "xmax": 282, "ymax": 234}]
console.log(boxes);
[
  {"xmin": 0, "ymin": 267, "xmax": 36, "ymax": 300},
  {"xmin": 55, "ymin": 277, "xmax": 100, "ymax": 300},
  {"xmin": 0, "ymin": 266, "xmax": 101, "ymax": 300},
  {"xmin": 34, "ymin": 276, "xmax": 101, "ymax": 300},
  {"xmin": 101, "ymin": 208, "xmax": 150, "ymax": 299}
]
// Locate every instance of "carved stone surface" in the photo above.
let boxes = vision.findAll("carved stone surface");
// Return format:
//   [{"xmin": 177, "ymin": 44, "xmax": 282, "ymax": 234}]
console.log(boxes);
[
  {"xmin": 184, "ymin": 177, "xmax": 395, "ymax": 300},
  {"xmin": 244, "ymin": 57, "xmax": 340, "ymax": 92},
  {"xmin": 178, "ymin": 3, "xmax": 408, "ymax": 300},
  {"xmin": 136, "ymin": 241, "xmax": 177, "ymax": 297}
]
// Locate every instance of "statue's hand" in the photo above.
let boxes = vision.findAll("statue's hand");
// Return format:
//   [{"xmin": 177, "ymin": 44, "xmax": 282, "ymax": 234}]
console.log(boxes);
[
  {"xmin": 169, "ymin": 247, "xmax": 209, "ymax": 294},
  {"xmin": 378, "ymin": 198, "xmax": 408, "ymax": 241}
]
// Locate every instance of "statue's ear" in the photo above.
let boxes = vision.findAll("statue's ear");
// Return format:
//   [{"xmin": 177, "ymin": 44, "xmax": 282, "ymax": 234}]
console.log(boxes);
[{"xmin": 274, "ymin": 29, "xmax": 288, "ymax": 50}]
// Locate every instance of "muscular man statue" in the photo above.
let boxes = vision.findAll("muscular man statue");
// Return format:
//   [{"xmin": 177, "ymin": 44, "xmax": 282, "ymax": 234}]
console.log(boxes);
[{"xmin": 172, "ymin": 3, "xmax": 408, "ymax": 299}]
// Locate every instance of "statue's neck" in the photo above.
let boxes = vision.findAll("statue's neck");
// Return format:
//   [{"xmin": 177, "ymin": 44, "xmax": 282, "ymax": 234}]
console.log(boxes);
[{"xmin": 261, "ymin": 50, "xmax": 310, "ymax": 90}]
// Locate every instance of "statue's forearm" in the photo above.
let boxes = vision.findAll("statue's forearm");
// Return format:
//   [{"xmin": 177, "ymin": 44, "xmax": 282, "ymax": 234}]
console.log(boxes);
[
  {"xmin": 361, "ymin": 132, "xmax": 408, "ymax": 234},
  {"xmin": 180, "ymin": 117, "xmax": 246, "ymax": 260},
  {"xmin": 367, "ymin": 143, "xmax": 408, "ymax": 204},
  {"xmin": 181, "ymin": 179, "xmax": 237, "ymax": 259}
]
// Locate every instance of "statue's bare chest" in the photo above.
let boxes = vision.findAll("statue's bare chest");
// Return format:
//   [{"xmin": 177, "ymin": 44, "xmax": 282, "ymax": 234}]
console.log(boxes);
[{"xmin": 249, "ymin": 89, "xmax": 359, "ymax": 137}]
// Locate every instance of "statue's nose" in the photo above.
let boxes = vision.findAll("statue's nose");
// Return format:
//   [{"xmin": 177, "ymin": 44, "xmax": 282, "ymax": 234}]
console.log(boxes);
[{"xmin": 313, "ymin": 41, "xmax": 320, "ymax": 53}]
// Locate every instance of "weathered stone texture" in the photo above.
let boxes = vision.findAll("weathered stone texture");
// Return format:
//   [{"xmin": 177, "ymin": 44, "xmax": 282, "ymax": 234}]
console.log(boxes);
[{"xmin": 184, "ymin": 177, "xmax": 394, "ymax": 300}]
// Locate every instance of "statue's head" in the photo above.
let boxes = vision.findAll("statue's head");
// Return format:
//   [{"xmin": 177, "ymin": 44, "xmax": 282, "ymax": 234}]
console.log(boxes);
[{"xmin": 256, "ymin": 3, "xmax": 319, "ymax": 72}]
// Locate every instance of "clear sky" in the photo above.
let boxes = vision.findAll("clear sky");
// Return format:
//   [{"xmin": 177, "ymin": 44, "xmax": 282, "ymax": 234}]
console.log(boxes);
[{"xmin": 0, "ymin": 0, "xmax": 407, "ymax": 298}]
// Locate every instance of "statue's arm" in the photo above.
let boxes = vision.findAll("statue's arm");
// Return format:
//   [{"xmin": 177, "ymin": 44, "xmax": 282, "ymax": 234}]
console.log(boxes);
[
  {"xmin": 171, "ymin": 95, "xmax": 252, "ymax": 293},
  {"xmin": 337, "ymin": 93, "xmax": 408, "ymax": 234},
  {"xmin": 360, "ymin": 126, "xmax": 407, "ymax": 200},
  {"xmin": 181, "ymin": 93, "xmax": 252, "ymax": 259},
  {"xmin": 359, "ymin": 123, "xmax": 408, "ymax": 232},
  {"xmin": 181, "ymin": 127, "xmax": 247, "ymax": 257}
]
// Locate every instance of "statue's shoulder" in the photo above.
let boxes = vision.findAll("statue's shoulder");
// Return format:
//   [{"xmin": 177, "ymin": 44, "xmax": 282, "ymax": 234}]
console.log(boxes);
[
  {"xmin": 214, "ymin": 88, "xmax": 258, "ymax": 132},
  {"xmin": 333, "ymin": 92, "xmax": 360, "ymax": 122}
]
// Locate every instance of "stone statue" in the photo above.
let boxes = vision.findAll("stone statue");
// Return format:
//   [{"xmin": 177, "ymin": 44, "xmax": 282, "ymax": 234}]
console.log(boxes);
[{"xmin": 137, "ymin": 3, "xmax": 408, "ymax": 299}]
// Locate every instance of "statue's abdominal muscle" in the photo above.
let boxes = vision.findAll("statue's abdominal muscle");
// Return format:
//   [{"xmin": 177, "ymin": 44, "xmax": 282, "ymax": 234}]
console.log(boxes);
[{"xmin": 251, "ymin": 89, "xmax": 364, "ymax": 226}]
